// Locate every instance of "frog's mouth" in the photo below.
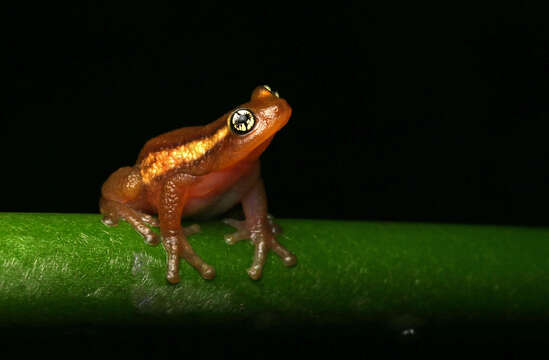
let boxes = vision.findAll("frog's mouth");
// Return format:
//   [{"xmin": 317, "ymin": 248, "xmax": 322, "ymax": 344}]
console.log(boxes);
[
  {"xmin": 256, "ymin": 100, "xmax": 290, "ymax": 153},
  {"xmin": 251, "ymin": 103, "xmax": 290, "ymax": 157}
]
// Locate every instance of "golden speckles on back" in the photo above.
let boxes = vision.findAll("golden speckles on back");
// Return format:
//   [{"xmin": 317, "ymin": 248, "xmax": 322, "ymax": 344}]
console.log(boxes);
[{"xmin": 140, "ymin": 126, "xmax": 229, "ymax": 184}]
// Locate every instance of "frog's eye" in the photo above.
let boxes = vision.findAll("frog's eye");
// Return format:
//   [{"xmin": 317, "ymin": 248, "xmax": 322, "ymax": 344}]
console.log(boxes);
[
  {"xmin": 263, "ymin": 85, "xmax": 280, "ymax": 98},
  {"xmin": 229, "ymin": 109, "xmax": 256, "ymax": 135}
]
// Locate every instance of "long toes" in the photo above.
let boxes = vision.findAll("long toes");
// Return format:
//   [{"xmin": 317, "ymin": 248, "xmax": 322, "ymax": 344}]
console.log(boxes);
[
  {"xmin": 134, "ymin": 222, "xmax": 159, "ymax": 245},
  {"xmin": 140, "ymin": 213, "xmax": 160, "ymax": 227}
]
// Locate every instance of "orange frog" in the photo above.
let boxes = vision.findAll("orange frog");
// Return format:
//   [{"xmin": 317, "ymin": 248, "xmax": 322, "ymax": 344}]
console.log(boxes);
[{"xmin": 99, "ymin": 85, "xmax": 296, "ymax": 283}]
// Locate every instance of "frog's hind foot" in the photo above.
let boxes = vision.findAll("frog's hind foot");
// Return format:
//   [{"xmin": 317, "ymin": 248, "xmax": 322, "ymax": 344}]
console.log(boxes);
[
  {"xmin": 222, "ymin": 219, "xmax": 249, "ymax": 245},
  {"xmin": 222, "ymin": 215, "xmax": 296, "ymax": 280},
  {"xmin": 100, "ymin": 197, "xmax": 161, "ymax": 245},
  {"xmin": 222, "ymin": 214, "xmax": 281, "ymax": 244}
]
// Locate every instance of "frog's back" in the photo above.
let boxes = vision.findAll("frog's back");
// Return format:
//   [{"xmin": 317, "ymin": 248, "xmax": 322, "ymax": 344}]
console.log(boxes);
[{"xmin": 136, "ymin": 116, "xmax": 229, "ymax": 182}]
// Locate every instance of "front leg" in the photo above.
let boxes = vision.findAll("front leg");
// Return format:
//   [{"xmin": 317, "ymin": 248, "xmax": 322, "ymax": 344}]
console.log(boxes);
[
  {"xmin": 159, "ymin": 174, "xmax": 216, "ymax": 283},
  {"xmin": 224, "ymin": 178, "xmax": 297, "ymax": 280}
]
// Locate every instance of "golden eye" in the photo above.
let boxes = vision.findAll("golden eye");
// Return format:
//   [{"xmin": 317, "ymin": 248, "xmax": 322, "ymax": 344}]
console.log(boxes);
[
  {"xmin": 263, "ymin": 85, "xmax": 280, "ymax": 98},
  {"xmin": 229, "ymin": 109, "xmax": 256, "ymax": 135}
]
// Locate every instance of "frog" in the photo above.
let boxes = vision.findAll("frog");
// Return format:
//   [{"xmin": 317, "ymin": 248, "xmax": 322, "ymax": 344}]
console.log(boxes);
[{"xmin": 99, "ymin": 85, "xmax": 297, "ymax": 284}]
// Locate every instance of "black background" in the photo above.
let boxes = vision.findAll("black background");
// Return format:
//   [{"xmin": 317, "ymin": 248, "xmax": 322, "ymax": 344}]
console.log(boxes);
[
  {"xmin": 3, "ymin": 2, "xmax": 549, "ymax": 355},
  {"xmin": 4, "ymin": 3, "xmax": 549, "ymax": 227}
]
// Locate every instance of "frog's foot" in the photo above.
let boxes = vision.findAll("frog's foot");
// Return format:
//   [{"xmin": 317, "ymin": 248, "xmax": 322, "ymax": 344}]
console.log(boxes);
[
  {"xmin": 223, "ymin": 214, "xmax": 281, "ymax": 244},
  {"xmin": 100, "ymin": 197, "xmax": 161, "ymax": 245},
  {"xmin": 222, "ymin": 216, "xmax": 296, "ymax": 280},
  {"xmin": 163, "ymin": 231, "xmax": 216, "ymax": 283},
  {"xmin": 222, "ymin": 219, "xmax": 249, "ymax": 245}
]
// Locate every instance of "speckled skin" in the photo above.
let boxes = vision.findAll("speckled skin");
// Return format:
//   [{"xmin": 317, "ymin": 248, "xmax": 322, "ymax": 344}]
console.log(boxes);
[{"xmin": 99, "ymin": 86, "xmax": 297, "ymax": 283}]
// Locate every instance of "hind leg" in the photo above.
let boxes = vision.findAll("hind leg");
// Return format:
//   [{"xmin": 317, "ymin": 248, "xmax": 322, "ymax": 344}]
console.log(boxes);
[
  {"xmin": 99, "ymin": 166, "xmax": 163, "ymax": 244},
  {"xmin": 100, "ymin": 197, "xmax": 161, "ymax": 245}
]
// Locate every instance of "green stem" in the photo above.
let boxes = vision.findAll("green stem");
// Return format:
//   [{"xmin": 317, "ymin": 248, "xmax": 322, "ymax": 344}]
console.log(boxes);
[{"xmin": 1, "ymin": 213, "xmax": 548, "ymax": 329}]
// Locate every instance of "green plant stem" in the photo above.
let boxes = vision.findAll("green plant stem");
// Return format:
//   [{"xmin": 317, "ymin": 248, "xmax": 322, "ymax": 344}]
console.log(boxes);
[{"xmin": 1, "ymin": 213, "xmax": 548, "ymax": 328}]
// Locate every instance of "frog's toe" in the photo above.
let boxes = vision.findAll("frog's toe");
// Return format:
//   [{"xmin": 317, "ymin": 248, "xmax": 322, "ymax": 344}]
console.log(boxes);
[
  {"xmin": 222, "ymin": 218, "xmax": 245, "ymax": 230},
  {"xmin": 166, "ymin": 260, "xmax": 180, "ymax": 284},
  {"xmin": 247, "ymin": 239, "xmax": 268, "ymax": 280},
  {"xmin": 224, "ymin": 229, "xmax": 250, "ymax": 245},
  {"xmin": 247, "ymin": 264, "xmax": 263, "ymax": 280},
  {"xmin": 183, "ymin": 224, "xmax": 201, "ymax": 236},
  {"xmin": 199, "ymin": 263, "xmax": 216, "ymax": 280},
  {"xmin": 271, "ymin": 238, "xmax": 297, "ymax": 267},
  {"xmin": 140, "ymin": 213, "xmax": 159, "ymax": 227},
  {"xmin": 222, "ymin": 218, "xmax": 250, "ymax": 245},
  {"xmin": 143, "ymin": 232, "xmax": 161, "ymax": 245},
  {"xmin": 101, "ymin": 215, "xmax": 119, "ymax": 227},
  {"xmin": 281, "ymin": 253, "xmax": 297, "ymax": 267},
  {"xmin": 133, "ymin": 221, "xmax": 160, "ymax": 246}
]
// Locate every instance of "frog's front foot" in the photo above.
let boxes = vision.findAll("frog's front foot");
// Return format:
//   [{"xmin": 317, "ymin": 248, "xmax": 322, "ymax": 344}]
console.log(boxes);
[
  {"xmin": 163, "ymin": 231, "xmax": 216, "ymax": 284},
  {"xmin": 222, "ymin": 216, "xmax": 296, "ymax": 280}
]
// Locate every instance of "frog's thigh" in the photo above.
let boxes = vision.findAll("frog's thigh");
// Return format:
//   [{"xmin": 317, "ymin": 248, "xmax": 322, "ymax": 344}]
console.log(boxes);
[
  {"xmin": 100, "ymin": 167, "xmax": 159, "ymax": 244},
  {"xmin": 101, "ymin": 167, "xmax": 144, "ymax": 203}
]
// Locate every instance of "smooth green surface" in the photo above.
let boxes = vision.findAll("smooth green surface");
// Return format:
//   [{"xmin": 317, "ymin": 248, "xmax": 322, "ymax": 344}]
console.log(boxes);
[{"xmin": 1, "ymin": 213, "xmax": 548, "ymax": 327}]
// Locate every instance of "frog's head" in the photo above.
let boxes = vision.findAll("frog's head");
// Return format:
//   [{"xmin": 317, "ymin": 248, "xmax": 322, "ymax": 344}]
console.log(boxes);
[{"xmin": 216, "ymin": 85, "xmax": 292, "ymax": 169}]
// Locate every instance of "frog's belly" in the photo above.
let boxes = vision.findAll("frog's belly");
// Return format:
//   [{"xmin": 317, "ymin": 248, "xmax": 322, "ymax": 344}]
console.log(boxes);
[{"xmin": 181, "ymin": 161, "xmax": 260, "ymax": 219}]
